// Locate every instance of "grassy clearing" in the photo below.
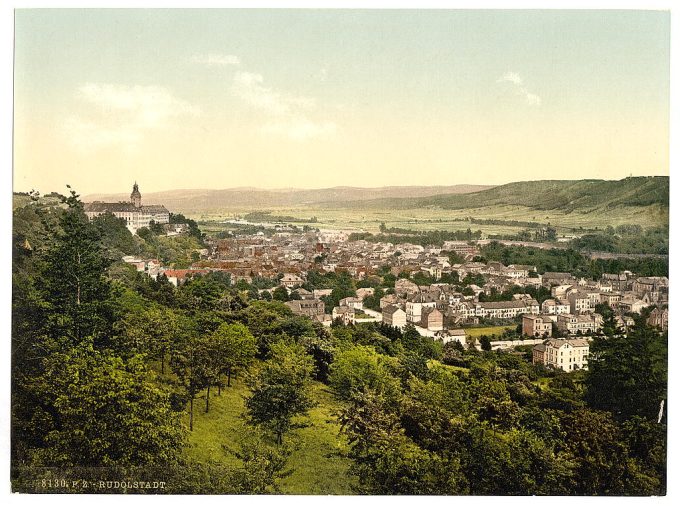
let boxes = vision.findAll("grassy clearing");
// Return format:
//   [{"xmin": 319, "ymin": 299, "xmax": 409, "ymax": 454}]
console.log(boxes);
[
  {"xmin": 184, "ymin": 375, "xmax": 355, "ymax": 494},
  {"xmin": 465, "ymin": 325, "xmax": 516, "ymax": 338},
  {"xmin": 184, "ymin": 378, "xmax": 249, "ymax": 466},
  {"xmin": 280, "ymin": 383, "xmax": 356, "ymax": 494}
]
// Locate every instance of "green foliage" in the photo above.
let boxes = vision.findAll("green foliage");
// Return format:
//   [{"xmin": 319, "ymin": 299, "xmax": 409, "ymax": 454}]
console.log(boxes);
[
  {"xmin": 273, "ymin": 286, "xmax": 289, "ymax": 301},
  {"xmin": 40, "ymin": 189, "xmax": 114, "ymax": 344},
  {"xmin": 348, "ymin": 228, "xmax": 483, "ymax": 247},
  {"xmin": 352, "ymin": 176, "xmax": 668, "ymax": 212},
  {"xmin": 91, "ymin": 212, "xmax": 139, "ymax": 258},
  {"xmin": 169, "ymin": 212, "xmax": 204, "ymax": 242},
  {"xmin": 329, "ymin": 345, "xmax": 401, "ymax": 402},
  {"xmin": 246, "ymin": 341, "xmax": 316, "ymax": 443},
  {"xmin": 481, "ymin": 242, "xmax": 668, "ymax": 277},
  {"xmin": 21, "ymin": 339, "xmax": 186, "ymax": 467},
  {"xmin": 230, "ymin": 430, "xmax": 292, "ymax": 493},
  {"xmin": 559, "ymin": 408, "xmax": 660, "ymax": 495},
  {"xmin": 585, "ymin": 325, "xmax": 667, "ymax": 421},
  {"xmin": 572, "ymin": 226, "xmax": 668, "ymax": 255},
  {"xmin": 210, "ymin": 322, "xmax": 257, "ymax": 387}
]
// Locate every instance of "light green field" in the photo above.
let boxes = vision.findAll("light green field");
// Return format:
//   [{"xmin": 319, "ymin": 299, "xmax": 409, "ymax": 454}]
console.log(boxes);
[
  {"xmin": 464, "ymin": 325, "xmax": 516, "ymax": 339},
  {"xmin": 185, "ymin": 376, "xmax": 355, "ymax": 494},
  {"xmin": 192, "ymin": 202, "xmax": 667, "ymax": 238}
]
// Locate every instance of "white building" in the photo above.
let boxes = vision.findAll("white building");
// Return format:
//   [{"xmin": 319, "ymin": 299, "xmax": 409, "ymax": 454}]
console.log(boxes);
[
  {"xmin": 533, "ymin": 338, "xmax": 590, "ymax": 372},
  {"xmin": 541, "ymin": 298, "xmax": 571, "ymax": 315},
  {"xmin": 556, "ymin": 314, "xmax": 602, "ymax": 335},
  {"xmin": 84, "ymin": 183, "xmax": 170, "ymax": 234}
]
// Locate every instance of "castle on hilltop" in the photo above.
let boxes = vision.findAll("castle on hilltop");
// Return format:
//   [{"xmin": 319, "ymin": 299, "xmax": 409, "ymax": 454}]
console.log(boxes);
[{"xmin": 84, "ymin": 182, "xmax": 170, "ymax": 234}]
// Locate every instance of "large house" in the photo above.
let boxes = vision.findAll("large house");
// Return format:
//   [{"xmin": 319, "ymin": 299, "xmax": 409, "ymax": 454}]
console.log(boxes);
[
  {"xmin": 84, "ymin": 183, "xmax": 170, "ymax": 234},
  {"xmin": 556, "ymin": 314, "xmax": 602, "ymax": 335},
  {"xmin": 522, "ymin": 315, "xmax": 553, "ymax": 338},
  {"xmin": 280, "ymin": 273, "xmax": 304, "ymax": 288},
  {"xmin": 470, "ymin": 299, "xmax": 540, "ymax": 320},
  {"xmin": 541, "ymin": 298, "xmax": 571, "ymax": 315},
  {"xmin": 285, "ymin": 299, "xmax": 325, "ymax": 320},
  {"xmin": 382, "ymin": 305, "xmax": 407, "ymax": 328},
  {"xmin": 405, "ymin": 292, "xmax": 439, "ymax": 322},
  {"xmin": 646, "ymin": 307, "xmax": 668, "ymax": 331},
  {"xmin": 420, "ymin": 307, "xmax": 444, "ymax": 331},
  {"xmin": 533, "ymin": 338, "xmax": 590, "ymax": 371}
]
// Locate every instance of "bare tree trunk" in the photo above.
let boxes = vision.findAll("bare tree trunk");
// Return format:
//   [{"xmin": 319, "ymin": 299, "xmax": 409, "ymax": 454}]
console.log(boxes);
[
  {"xmin": 189, "ymin": 395, "xmax": 194, "ymax": 431},
  {"xmin": 227, "ymin": 367, "xmax": 232, "ymax": 387},
  {"xmin": 205, "ymin": 384, "xmax": 211, "ymax": 413}
]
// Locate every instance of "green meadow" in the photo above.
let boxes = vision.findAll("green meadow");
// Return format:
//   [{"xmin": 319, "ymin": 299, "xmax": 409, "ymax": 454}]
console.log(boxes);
[{"xmin": 185, "ymin": 376, "xmax": 356, "ymax": 495}]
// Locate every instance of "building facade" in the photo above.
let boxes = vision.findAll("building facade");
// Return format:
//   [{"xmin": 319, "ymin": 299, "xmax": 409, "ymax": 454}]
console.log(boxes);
[
  {"xmin": 533, "ymin": 338, "xmax": 590, "ymax": 371},
  {"xmin": 84, "ymin": 183, "xmax": 170, "ymax": 234},
  {"xmin": 522, "ymin": 315, "xmax": 553, "ymax": 338}
]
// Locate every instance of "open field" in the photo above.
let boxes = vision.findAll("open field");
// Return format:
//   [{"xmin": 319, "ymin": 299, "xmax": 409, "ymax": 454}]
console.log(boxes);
[
  {"xmin": 464, "ymin": 325, "xmax": 517, "ymax": 339},
  {"xmin": 193, "ymin": 202, "xmax": 667, "ymax": 238},
  {"xmin": 185, "ymin": 376, "xmax": 355, "ymax": 494}
]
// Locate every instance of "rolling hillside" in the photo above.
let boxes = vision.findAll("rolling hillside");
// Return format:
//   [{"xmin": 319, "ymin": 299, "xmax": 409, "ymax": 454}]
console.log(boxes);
[
  {"xmin": 320, "ymin": 177, "xmax": 669, "ymax": 213},
  {"xmin": 83, "ymin": 185, "xmax": 493, "ymax": 213}
]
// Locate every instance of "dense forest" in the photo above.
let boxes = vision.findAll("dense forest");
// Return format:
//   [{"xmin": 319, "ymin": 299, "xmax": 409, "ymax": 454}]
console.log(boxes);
[{"xmin": 11, "ymin": 192, "xmax": 667, "ymax": 494}]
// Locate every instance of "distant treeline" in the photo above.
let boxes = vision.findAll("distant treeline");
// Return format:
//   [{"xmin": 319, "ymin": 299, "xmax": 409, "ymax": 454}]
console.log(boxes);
[
  {"xmin": 349, "ymin": 228, "xmax": 483, "ymax": 246},
  {"xmin": 453, "ymin": 217, "xmax": 544, "ymax": 228},
  {"xmin": 479, "ymin": 242, "xmax": 668, "ymax": 278},
  {"xmin": 570, "ymin": 225, "xmax": 668, "ymax": 255},
  {"xmin": 243, "ymin": 211, "xmax": 318, "ymax": 223}
]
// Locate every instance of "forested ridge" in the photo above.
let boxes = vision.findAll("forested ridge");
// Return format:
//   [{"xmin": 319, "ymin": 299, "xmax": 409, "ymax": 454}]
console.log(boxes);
[{"xmin": 11, "ymin": 191, "xmax": 667, "ymax": 495}]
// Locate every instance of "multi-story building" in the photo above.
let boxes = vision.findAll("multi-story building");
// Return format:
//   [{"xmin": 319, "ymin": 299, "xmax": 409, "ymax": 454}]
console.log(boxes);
[
  {"xmin": 280, "ymin": 273, "xmax": 304, "ymax": 288},
  {"xmin": 442, "ymin": 241, "xmax": 478, "ymax": 257},
  {"xmin": 541, "ymin": 298, "xmax": 571, "ymax": 315},
  {"xmin": 382, "ymin": 305, "xmax": 407, "ymax": 328},
  {"xmin": 556, "ymin": 314, "xmax": 601, "ymax": 335},
  {"xmin": 420, "ymin": 307, "xmax": 444, "ymax": 331},
  {"xmin": 646, "ymin": 307, "xmax": 668, "ymax": 331},
  {"xmin": 84, "ymin": 183, "xmax": 170, "ymax": 234},
  {"xmin": 405, "ymin": 292, "xmax": 439, "ymax": 322},
  {"xmin": 522, "ymin": 315, "xmax": 553, "ymax": 338},
  {"xmin": 471, "ymin": 299, "xmax": 539, "ymax": 320},
  {"xmin": 285, "ymin": 299, "xmax": 325, "ymax": 319},
  {"xmin": 568, "ymin": 292, "xmax": 592, "ymax": 314},
  {"xmin": 332, "ymin": 305, "xmax": 355, "ymax": 325},
  {"xmin": 533, "ymin": 338, "xmax": 590, "ymax": 371}
]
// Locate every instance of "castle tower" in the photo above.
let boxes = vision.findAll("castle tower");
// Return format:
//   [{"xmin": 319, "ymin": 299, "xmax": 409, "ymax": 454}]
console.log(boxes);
[{"xmin": 130, "ymin": 182, "xmax": 142, "ymax": 208}]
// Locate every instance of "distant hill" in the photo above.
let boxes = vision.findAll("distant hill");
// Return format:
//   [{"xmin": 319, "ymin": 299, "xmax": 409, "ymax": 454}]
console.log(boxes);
[
  {"xmin": 320, "ymin": 177, "xmax": 669, "ymax": 212},
  {"xmin": 82, "ymin": 185, "xmax": 493, "ymax": 213}
]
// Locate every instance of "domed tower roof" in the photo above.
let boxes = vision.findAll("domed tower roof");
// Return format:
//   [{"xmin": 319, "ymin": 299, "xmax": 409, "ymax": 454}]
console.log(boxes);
[{"xmin": 130, "ymin": 182, "xmax": 142, "ymax": 207}]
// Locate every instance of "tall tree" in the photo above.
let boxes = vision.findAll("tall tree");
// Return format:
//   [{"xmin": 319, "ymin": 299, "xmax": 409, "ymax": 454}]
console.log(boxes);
[
  {"xmin": 585, "ymin": 325, "xmax": 667, "ymax": 421},
  {"xmin": 40, "ymin": 188, "xmax": 113, "ymax": 344},
  {"xmin": 211, "ymin": 323, "xmax": 257, "ymax": 389},
  {"xmin": 245, "ymin": 342, "xmax": 315, "ymax": 444},
  {"xmin": 170, "ymin": 333, "xmax": 211, "ymax": 430}
]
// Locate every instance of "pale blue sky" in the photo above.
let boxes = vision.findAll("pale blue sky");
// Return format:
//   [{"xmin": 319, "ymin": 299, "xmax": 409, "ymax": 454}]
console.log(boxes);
[{"xmin": 14, "ymin": 9, "xmax": 670, "ymax": 193}]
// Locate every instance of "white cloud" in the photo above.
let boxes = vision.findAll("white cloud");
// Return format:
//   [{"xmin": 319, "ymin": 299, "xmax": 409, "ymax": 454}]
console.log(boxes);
[
  {"xmin": 231, "ymin": 71, "xmax": 316, "ymax": 116},
  {"xmin": 318, "ymin": 67, "xmax": 329, "ymax": 82},
  {"xmin": 230, "ymin": 70, "xmax": 335, "ymax": 141},
  {"xmin": 497, "ymin": 71, "xmax": 542, "ymax": 107},
  {"xmin": 524, "ymin": 93, "xmax": 542, "ymax": 107},
  {"xmin": 191, "ymin": 53, "xmax": 241, "ymax": 67},
  {"xmin": 262, "ymin": 117, "xmax": 337, "ymax": 141},
  {"xmin": 498, "ymin": 71, "xmax": 523, "ymax": 86},
  {"xmin": 65, "ymin": 83, "xmax": 200, "ymax": 152}
]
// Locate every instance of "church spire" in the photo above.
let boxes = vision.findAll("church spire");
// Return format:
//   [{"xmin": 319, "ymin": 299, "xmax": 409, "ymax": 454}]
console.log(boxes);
[{"xmin": 130, "ymin": 182, "xmax": 142, "ymax": 208}]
